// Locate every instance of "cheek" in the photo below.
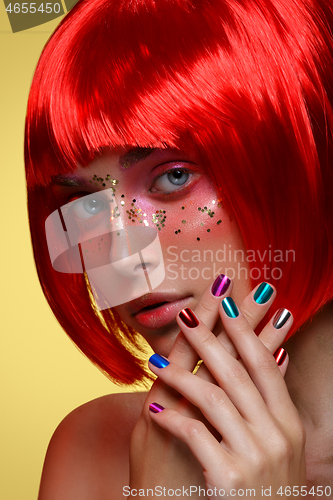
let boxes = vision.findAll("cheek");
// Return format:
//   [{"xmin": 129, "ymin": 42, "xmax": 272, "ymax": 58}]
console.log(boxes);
[
  {"xmin": 109, "ymin": 185, "xmax": 224, "ymax": 242},
  {"xmin": 152, "ymin": 191, "xmax": 250, "ymax": 293},
  {"xmin": 158, "ymin": 188, "xmax": 228, "ymax": 244}
]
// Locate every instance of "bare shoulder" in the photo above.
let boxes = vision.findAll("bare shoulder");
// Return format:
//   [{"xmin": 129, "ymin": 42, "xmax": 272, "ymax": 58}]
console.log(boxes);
[{"xmin": 38, "ymin": 391, "xmax": 147, "ymax": 500}]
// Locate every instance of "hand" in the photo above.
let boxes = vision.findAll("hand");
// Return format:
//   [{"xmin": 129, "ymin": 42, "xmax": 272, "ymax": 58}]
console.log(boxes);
[
  {"xmin": 129, "ymin": 278, "xmax": 285, "ymax": 494},
  {"xmin": 129, "ymin": 275, "xmax": 234, "ymax": 492},
  {"xmin": 148, "ymin": 297, "xmax": 306, "ymax": 499}
]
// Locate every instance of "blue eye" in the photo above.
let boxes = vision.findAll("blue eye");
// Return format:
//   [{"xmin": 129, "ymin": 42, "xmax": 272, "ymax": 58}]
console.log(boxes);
[
  {"xmin": 83, "ymin": 197, "xmax": 104, "ymax": 214},
  {"xmin": 152, "ymin": 169, "xmax": 191, "ymax": 193},
  {"xmin": 71, "ymin": 194, "xmax": 108, "ymax": 219}
]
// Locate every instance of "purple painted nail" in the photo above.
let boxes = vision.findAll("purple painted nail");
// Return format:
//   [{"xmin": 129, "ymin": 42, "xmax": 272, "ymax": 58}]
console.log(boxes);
[
  {"xmin": 211, "ymin": 274, "xmax": 231, "ymax": 297},
  {"xmin": 149, "ymin": 402, "xmax": 165, "ymax": 413}
]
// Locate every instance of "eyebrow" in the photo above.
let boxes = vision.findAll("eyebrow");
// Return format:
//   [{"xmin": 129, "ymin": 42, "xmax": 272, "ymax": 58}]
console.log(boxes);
[
  {"xmin": 119, "ymin": 147, "xmax": 156, "ymax": 169},
  {"xmin": 51, "ymin": 174, "xmax": 88, "ymax": 187},
  {"xmin": 51, "ymin": 147, "xmax": 157, "ymax": 186}
]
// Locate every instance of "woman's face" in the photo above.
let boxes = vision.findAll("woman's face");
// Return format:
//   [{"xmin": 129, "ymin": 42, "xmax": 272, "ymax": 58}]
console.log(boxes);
[{"xmin": 52, "ymin": 147, "xmax": 251, "ymax": 355}]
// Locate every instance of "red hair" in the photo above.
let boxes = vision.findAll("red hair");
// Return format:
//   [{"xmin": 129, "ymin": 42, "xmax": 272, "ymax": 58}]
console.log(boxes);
[{"xmin": 25, "ymin": 0, "xmax": 333, "ymax": 384}]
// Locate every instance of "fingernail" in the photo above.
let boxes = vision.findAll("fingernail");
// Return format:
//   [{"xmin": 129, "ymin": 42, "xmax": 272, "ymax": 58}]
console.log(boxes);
[
  {"xmin": 273, "ymin": 308, "xmax": 291, "ymax": 329},
  {"xmin": 222, "ymin": 297, "xmax": 239, "ymax": 318},
  {"xmin": 179, "ymin": 308, "xmax": 199, "ymax": 328},
  {"xmin": 254, "ymin": 282, "xmax": 274, "ymax": 304},
  {"xmin": 211, "ymin": 274, "xmax": 231, "ymax": 297},
  {"xmin": 149, "ymin": 353, "xmax": 170, "ymax": 368},
  {"xmin": 274, "ymin": 347, "xmax": 287, "ymax": 366},
  {"xmin": 149, "ymin": 402, "xmax": 165, "ymax": 413}
]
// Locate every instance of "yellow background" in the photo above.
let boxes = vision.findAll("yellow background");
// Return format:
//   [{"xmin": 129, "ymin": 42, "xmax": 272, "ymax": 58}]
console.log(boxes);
[{"xmin": 0, "ymin": 5, "xmax": 145, "ymax": 499}]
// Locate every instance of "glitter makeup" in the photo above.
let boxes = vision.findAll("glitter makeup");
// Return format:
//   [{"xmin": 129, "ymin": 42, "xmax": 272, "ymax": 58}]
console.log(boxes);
[
  {"xmin": 198, "ymin": 206, "xmax": 215, "ymax": 218},
  {"xmin": 89, "ymin": 174, "xmax": 119, "ymax": 188},
  {"xmin": 152, "ymin": 210, "xmax": 166, "ymax": 230}
]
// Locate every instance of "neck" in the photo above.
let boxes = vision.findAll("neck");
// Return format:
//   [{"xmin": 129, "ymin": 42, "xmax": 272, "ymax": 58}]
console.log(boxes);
[{"xmin": 284, "ymin": 302, "xmax": 333, "ymax": 485}]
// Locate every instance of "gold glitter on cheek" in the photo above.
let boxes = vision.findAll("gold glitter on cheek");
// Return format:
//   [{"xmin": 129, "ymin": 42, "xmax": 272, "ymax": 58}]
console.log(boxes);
[
  {"xmin": 197, "ymin": 205, "xmax": 215, "ymax": 218},
  {"xmin": 191, "ymin": 198, "xmax": 223, "ymax": 241},
  {"xmin": 173, "ymin": 202, "xmax": 219, "ymax": 239},
  {"xmin": 125, "ymin": 199, "xmax": 155, "ymax": 226},
  {"xmin": 126, "ymin": 199, "xmax": 143, "ymax": 223},
  {"xmin": 109, "ymin": 205, "xmax": 120, "ymax": 222},
  {"xmin": 152, "ymin": 210, "xmax": 167, "ymax": 231}
]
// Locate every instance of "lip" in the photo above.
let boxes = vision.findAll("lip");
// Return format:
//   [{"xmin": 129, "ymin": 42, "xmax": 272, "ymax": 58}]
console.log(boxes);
[{"xmin": 129, "ymin": 293, "xmax": 192, "ymax": 330}]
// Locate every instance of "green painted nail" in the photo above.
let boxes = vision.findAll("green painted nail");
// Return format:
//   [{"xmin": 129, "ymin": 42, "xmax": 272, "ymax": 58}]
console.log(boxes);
[
  {"xmin": 254, "ymin": 282, "xmax": 274, "ymax": 304},
  {"xmin": 222, "ymin": 297, "xmax": 239, "ymax": 318}
]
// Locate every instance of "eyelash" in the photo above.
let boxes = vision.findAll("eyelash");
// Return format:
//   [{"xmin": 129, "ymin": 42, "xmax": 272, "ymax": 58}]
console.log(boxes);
[
  {"xmin": 65, "ymin": 164, "xmax": 197, "ymax": 215},
  {"xmin": 63, "ymin": 192, "xmax": 111, "ymax": 229},
  {"xmin": 149, "ymin": 166, "xmax": 194, "ymax": 194}
]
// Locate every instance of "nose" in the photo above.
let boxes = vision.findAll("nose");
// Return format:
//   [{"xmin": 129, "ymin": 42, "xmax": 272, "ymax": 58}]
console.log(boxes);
[
  {"xmin": 45, "ymin": 189, "xmax": 166, "ymax": 309},
  {"xmin": 108, "ymin": 226, "xmax": 162, "ymax": 276},
  {"xmin": 85, "ymin": 226, "xmax": 165, "ymax": 310}
]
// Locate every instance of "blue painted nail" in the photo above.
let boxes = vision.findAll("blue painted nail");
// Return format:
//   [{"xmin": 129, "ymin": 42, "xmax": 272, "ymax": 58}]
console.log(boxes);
[
  {"xmin": 254, "ymin": 282, "xmax": 274, "ymax": 304},
  {"xmin": 149, "ymin": 353, "xmax": 170, "ymax": 368},
  {"xmin": 222, "ymin": 297, "xmax": 239, "ymax": 318}
]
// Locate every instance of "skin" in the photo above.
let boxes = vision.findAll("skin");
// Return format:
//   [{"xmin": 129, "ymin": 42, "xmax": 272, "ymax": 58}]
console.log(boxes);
[
  {"xmin": 52, "ymin": 147, "xmax": 252, "ymax": 350},
  {"xmin": 39, "ymin": 148, "xmax": 333, "ymax": 499},
  {"xmin": 147, "ymin": 302, "xmax": 305, "ymax": 497}
]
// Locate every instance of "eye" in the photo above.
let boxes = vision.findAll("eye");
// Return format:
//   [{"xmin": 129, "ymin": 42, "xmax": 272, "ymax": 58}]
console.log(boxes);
[
  {"xmin": 69, "ymin": 193, "xmax": 109, "ymax": 219},
  {"xmin": 151, "ymin": 168, "xmax": 191, "ymax": 193}
]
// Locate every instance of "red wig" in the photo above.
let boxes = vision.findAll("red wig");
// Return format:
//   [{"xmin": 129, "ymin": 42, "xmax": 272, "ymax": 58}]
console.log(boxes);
[{"xmin": 25, "ymin": 0, "xmax": 333, "ymax": 384}]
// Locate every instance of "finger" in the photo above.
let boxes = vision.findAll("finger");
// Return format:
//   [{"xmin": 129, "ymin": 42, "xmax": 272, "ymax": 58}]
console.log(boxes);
[
  {"xmin": 148, "ymin": 354, "xmax": 250, "ymax": 449},
  {"xmin": 213, "ymin": 282, "xmax": 276, "ymax": 358},
  {"xmin": 195, "ymin": 282, "xmax": 277, "ymax": 381},
  {"xmin": 273, "ymin": 347, "xmax": 289, "ymax": 377},
  {"xmin": 219, "ymin": 297, "xmax": 296, "ymax": 419},
  {"xmin": 258, "ymin": 308, "xmax": 293, "ymax": 354},
  {"xmin": 175, "ymin": 309, "xmax": 269, "ymax": 423},
  {"xmin": 148, "ymin": 404, "xmax": 227, "ymax": 475},
  {"xmin": 168, "ymin": 274, "xmax": 232, "ymax": 370}
]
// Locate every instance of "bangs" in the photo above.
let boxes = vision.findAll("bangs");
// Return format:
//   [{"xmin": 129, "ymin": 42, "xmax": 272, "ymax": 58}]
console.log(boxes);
[
  {"xmin": 26, "ymin": 0, "xmax": 323, "ymax": 186},
  {"xmin": 25, "ymin": 0, "xmax": 226, "ymax": 186},
  {"xmin": 25, "ymin": 0, "xmax": 333, "ymax": 383}
]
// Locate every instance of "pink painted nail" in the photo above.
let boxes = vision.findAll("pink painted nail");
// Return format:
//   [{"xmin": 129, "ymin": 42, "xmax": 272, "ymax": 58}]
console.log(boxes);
[{"xmin": 149, "ymin": 402, "xmax": 165, "ymax": 413}]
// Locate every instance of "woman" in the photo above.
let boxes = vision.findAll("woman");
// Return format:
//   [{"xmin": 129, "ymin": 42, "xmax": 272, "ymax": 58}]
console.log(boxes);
[{"xmin": 25, "ymin": 0, "xmax": 333, "ymax": 497}]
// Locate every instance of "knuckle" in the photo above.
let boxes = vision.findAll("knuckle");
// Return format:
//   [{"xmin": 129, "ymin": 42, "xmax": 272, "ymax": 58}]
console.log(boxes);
[
  {"xmin": 182, "ymin": 419, "xmax": 206, "ymax": 440},
  {"xmin": 225, "ymin": 363, "xmax": 250, "ymax": 386},
  {"xmin": 197, "ymin": 298, "xmax": 216, "ymax": 318},
  {"xmin": 272, "ymin": 434, "xmax": 294, "ymax": 462},
  {"xmin": 224, "ymin": 467, "xmax": 243, "ymax": 487},
  {"xmin": 255, "ymin": 352, "xmax": 278, "ymax": 374},
  {"xmin": 199, "ymin": 329, "xmax": 216, "ymax": 348},
  {"xmin": 279, "ymin": 440, "xmax": 294, "ymax": 462},
  {"xmin": 204, "ymin": 385, "xmax": 226, "ymax": 408},
  {"xmin": 173, "ymin": 333, "xmax": 195, "ymax": 357},
  {"xmin": 250, "ymin": 449, "xmax": 267, "ymax": 474},
  {"xmin": 291, "ymin": 417, "xmax": 306, "ymax": 448},
  {"xmin": 242, "ymin": 307, "xmax": 257, "ymax": 326}
]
